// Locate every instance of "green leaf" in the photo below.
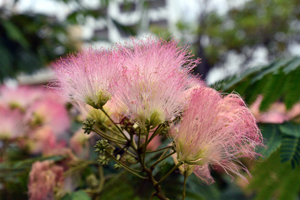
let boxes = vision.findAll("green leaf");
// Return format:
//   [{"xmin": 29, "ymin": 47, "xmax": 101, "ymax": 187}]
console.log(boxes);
[
  {"xmin": 258, "ymin": 124, "xmax": 282, "ymax": 158},
  {"xmin": 2, "ymin": 21, "xmax": 29, "ymax": 48},
  {"xmin": 283, "ymin": 67, "xmax": 300, "ymax": 109},
  {"xmin": 259, "ymin": 72, "xmax": 286, "ymax": 111},
  {"xmin": 283, "ymin": 57, "xmax": 300, "ymax": 74},
  {"xmin": 248, "ymin": 150, "xmax": 300, "ymax": 200},
  {"xmin": 280, "ymin": 135, "xmax": 300, "ymax": 168},
  {"xmin": 279, "ymin": 122, "xmax": 300, "ymax": 137},
  {"xmin": 210, "ymin": 56, "xmax": 300, "ymax": 111},
  {"xmin": 251, "ymin": 58, "xmax": 293, "ymax": 83}
]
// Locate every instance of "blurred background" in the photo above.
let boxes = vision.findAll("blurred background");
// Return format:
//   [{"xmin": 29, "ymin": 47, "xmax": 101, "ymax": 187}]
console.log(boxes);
[
  {"xmin": 2, "ymin": 0, "xmax": 300, "ymax": 85},
  {"xmin": 1, "ymin": 0, "xmax": 300, "ymax": 200}
]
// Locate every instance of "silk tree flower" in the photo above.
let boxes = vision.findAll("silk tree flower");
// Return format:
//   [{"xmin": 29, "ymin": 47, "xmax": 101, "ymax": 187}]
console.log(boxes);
[
  {"xmin": 0, "ymin": 86, "xmax": 44, "ymax": 111},
  {"xmin": 114, "ymin": 37, "xmax": 199, "ymax": 127},
  {"xmin": 28, "ymin": 160, "xmax": 64, "ymax": 200},
  {"xmin": 0, "ymin": 107, "xmax": 25, "ymax": 140},
  {"xmin": 178, "ymin": 77, "xmax": 205, "ymax": 110},
  {"xmin": 171, "ymin": 87, "xmax": 263, "ymax": 184},
  {"xmin": 26, "ymin": 99, "xmax": 70, "ymax": 136},
  {"xmin": 52, "ymin": 48, "xmax": 123, "ymax": 108}
]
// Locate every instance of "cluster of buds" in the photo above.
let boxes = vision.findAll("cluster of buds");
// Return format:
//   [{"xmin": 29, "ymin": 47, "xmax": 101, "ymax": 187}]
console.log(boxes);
[{"xmin": 94, "ymin": 139, "xmax": 115, "ymax": 166}]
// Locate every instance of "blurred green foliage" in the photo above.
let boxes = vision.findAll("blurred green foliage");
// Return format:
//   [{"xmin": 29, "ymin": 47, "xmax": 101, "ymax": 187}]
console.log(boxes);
[
  {"xmin": 0, "ymin": 0, "xmax": 110, "ymax": 82},
  {"xmin": 174, "ymin": 0, "xmax": 300, "ymax": 77},
  {"xmin": 0, "ymin": 12, "xmax": 77, "ymax": 81}
]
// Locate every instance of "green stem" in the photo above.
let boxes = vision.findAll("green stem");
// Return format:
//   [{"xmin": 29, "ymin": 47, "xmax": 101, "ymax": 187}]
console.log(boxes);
[
  {"xmin": 157, "ymin": 148, "xmax": 169, "ymax": 161},
  {"xmin": 115, "ymin": 143, "xmax": 137, "ymax": 159},
  {"xmin": 102, "ymin": 124, "xmax": 125, "ymax": 138},
  {"xmin": 105, "ymin": 150, "xmax": 147, "ymax": 179},
  {"xmin": 137, "ymin": 128, "xmax": 141, "ymax": 150},
  {"xmin": 100, "ymin": 107, "xmax": 129, "ymax": 141},
  {"xmin": 93, "ymin": 128, "xmax": 127, "ymax": 145},
  {"xmin": 114, "ymin": 145, "xmax": 128, "ymax": 155},
  {"xmin": 150, "ymin": 192, "xmax": 156, "ymax": 200},
  {"xmin": 150, "ymin": 151, "xmax": 176, "ymax": 170},
  {"xmin": 131, "ymin": 137, "xmax": 138, "ymax": 152},
  {"xmin": 156, "ymin": 162, "xmax": 183, "ymax": 186},
  {"xmin": 98, "ymin": 166, "xmax": 105, "ymax": 192},
  {"xmin": 182, "ymin": 172, "xmax": 188, "ymax": 200},
  {"xmin": 64, "ymin": 161, "xmax": 97, "ymax": 177},
  {"xmin": 143, "ymin": 166, "xmax": 169, "ymax": 200},
  {"xmin": 146, "ymin": 124, "xmax": 163, "ymax": 146},
  {"xmin": 146, "ymin": 146, "xmax": 172, "ymax": 154},
  {"xmin": 142, "ymin": 126, "xmax": 150, "ymax": 166}
]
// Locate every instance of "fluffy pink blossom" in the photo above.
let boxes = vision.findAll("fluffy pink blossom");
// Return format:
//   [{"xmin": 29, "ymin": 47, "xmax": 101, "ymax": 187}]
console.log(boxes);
[
  {"xmin": 171, "ymin": 87, "xmax": 263, "ymax": 184},
  {"xmin": 28, "ymin": 160, "xmax": 64, "ymax": 200},
  {"xmin": 52, "ymin": 48, "xmax": 123, "ymax": 108},
  {"xmin": 178, "ymin": 77, "xmax": 206, "ymax": 110},
  {"xmin": 26, "ymin": 99, "xmax": 70, "ymax": 135},
  {"xmin": 0, "ymin": 107, "xmax": 25, "ymax": 140},
  {"xmin": 114, "ymin": 37, "xmax": 198, "ymax": 127}
]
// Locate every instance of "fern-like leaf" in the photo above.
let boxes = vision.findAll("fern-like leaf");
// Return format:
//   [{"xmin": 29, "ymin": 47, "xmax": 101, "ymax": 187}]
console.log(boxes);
[
  {"xmin": 280, "ymin": 135, "xmax": 300, "ymax": 169},
  {"xmin": 279, "ymin": 122, "xmax": 300, "ymax": 137}
]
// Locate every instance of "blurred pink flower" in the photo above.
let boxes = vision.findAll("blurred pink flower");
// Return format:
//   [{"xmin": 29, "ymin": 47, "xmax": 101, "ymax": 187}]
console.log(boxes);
[
  {"xmin": 28, "ymin": 160, "xmax": 64, "ymax": 200},
  {"xmin": 52, "ymin": 48, "xmax": 123, "ymax": 108},
  {"xmin": 250, "ymin": 95, "xmax": 300, "ymax": 123},
  {"xmin": 171, "ymin": 87, "xmax": 263, "ymax": 184},
  {"xmin": 114, "ymin": 37, "xmax": 198, "ymax": 127},
  {"xmin": 23, "ymin": 126, "xmax": 66, "ymax": 155},
  {"xmin": 44, "ymin": 148, "xmax": 78, "ymax": 170},
  {"xmin": 0, "ymin": 107, "xmax": 25, "ymax": 140},
  {"xmin": 26, "ymin": 99, "xmax": 70, "ymax": 135},
  {"xmin": 0, "ymin": 86, "xmax": 44, "ymax": 111}
]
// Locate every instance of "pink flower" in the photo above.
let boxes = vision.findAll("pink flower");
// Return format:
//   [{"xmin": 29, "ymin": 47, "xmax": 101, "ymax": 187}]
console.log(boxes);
[
  {"xmin": 171, "ymin": 87, "xmax": 263, "ymax": 184},
  {"xmin": 178, "ymin": 77, "xmax": 206, "ymax": 109},
  {"xmin": 114, "ymin": 37, "xmax": 199, "ymax": 127},
  {"xmin": 28, "ymin": 160, "xmax": 64, "ymax": 200},
  {"xmin": 26, "ymin": 99, "xmax": 70, "ymax": 136},
  {"xmin": 0, "ymin": 86, "xmax": 44, "ymax": 111},
  {"xmin": 23, "ymin": 126, "xmax": 66, "ymax": 155},
  {"xmin": 250, "ymin": 95, "xmax": 300, "ymax": 123},
  {"xmin": 0, "ymin": 107, "xmax": 25, "ymax": 140},
  {"xmin": 52, "ymin": 48, "xmax": 123, "ymax": 108}
]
